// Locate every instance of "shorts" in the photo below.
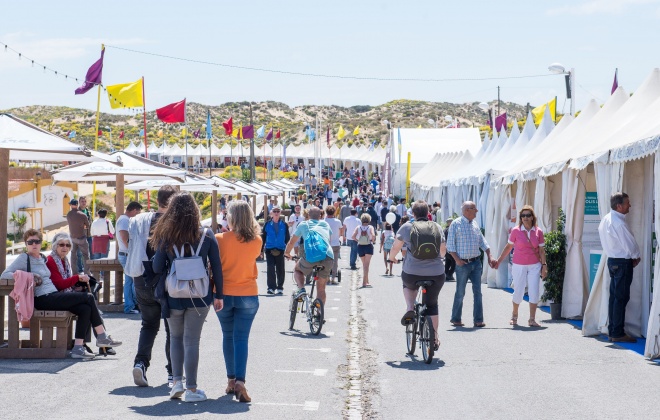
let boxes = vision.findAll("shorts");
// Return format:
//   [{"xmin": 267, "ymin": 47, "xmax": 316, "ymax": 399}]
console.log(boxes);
[
  {"xmin": 296, "ymin": 256, "xmax": 334, "ymax": 279},
  {"xmin": 357, "ymin": 244, "xmax": 374, "ymax": 257},
  {"xmin": 401, "ymin": 272, "xmax": 445, "ymax": 316}
]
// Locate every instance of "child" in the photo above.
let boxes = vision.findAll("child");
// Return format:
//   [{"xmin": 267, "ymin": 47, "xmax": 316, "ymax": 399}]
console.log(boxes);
[{"xmin": 380, "ymin": 223, "xmax": 395, "ymax": 276}]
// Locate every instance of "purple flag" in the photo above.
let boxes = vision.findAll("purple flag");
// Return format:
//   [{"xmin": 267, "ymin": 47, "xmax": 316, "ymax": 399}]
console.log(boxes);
[
  {"xmin": 611, "ymin": 68, "xmax": 618, "ymax": 95},
  {"xmin": 495, "ymin": 112, "xmax": 507, "ymax": 132},
  {"xmin": 75, "ymin": 48, "xmax": 104, "ymax": 95},
  {"xmin": 242, "ymin": 125, "xmax": 254, "ymax": 139},
  {"xmin": 193, "ymin": 129, "xmax": 201, "ymax": 138}
]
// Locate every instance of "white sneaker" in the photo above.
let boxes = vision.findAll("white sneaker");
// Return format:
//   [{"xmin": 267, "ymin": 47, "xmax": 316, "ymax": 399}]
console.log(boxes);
[
  {"xmin": 169, "ymin": 381, "xmax": 184, "ymax": 399},
  {"xmin": 184, "ymin": 389, "xmax": 207, "ymax": 403}
]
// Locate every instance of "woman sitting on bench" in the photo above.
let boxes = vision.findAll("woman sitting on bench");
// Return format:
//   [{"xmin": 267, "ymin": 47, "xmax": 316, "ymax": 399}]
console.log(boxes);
[{"xmin": 1, "ymin": 229, "xmax": 122, "ymax": 359}]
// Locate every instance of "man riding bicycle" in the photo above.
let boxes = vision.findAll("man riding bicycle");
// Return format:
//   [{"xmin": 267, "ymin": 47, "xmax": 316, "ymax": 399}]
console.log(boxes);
[
  {"xmin": 388, "ymin": 200, "xmax": 446, "ymax": 349},
  {"xmin": 284, "ymin": 206, "xmax": 334, "ymax": 306}
]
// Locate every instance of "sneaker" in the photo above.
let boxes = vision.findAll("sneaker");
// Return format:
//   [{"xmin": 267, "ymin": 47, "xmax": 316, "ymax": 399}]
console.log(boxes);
[
  {"xmin": 125, "ymin": 309, "xmax": 140, "ymax": 315},
  {"xmin": 184, "ymin": 389, "xmax": 207, "ymax": 403},
  {"xmin": 101, "ymin": 347, "xmax": 117, "ymax": 356},
  {"xmin": 70, "ymin": 346, "xmax": 95, "ymax": 359},
  {"xmin": 266, "ymin": 289, "xmax": 275, "ymax": 295},
  {"xmin": 97, "ymin": 335, "xmax": 122, "ymax": 348},
  {"xmin": 133, "ymin": 362, "xmax": 149, "ymax": 387},
  {"xmin": 276, "ymin": 289, "xmax": 284, "ymax": 295},
  {"xmin": 168, "ymin": 374, "xmax": 174, "ymax": 388},
  {"xmin": 169, "ymin": 381, "xmax": 185, "ymax": 399},
  {"xmin": 294, "ymin": 288, "xmax": 307, "ymax": 299}
]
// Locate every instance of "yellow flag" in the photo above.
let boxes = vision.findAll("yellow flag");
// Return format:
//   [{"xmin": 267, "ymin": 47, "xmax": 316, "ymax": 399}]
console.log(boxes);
[
  {"xmin": 531, "ymin": 97, "xmax": 557, "ymax": 125},
  {"xmin": 106, "ymin": 79, "xmax": 144, "ymax": 109},
  {"xmin": 417, "ymin": 125, "xmax": 422, "ymax": 129},
  {"xmin": 337, "ymin": 125, "xmax": 346, "ymax": 140},
  {"xmin": 181, "ymin": 127, "xmax": 187, "ymax": 138},
  {"xmin": 231, "ymin": 127, "xmax": 239, "ymax": 138},
  {"xmin": 157, "ymin": 129, "xmax": 163, "ymax": 138},
  {"xmin": 353, "ymin": 126, "xmax": 360, "ymax": 136}
]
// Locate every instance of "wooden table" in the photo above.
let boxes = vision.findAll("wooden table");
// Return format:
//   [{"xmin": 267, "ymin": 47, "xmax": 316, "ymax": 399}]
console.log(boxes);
[{"xmin": 86, "ymin": 259, "xmax": 125, "ymax": 312}]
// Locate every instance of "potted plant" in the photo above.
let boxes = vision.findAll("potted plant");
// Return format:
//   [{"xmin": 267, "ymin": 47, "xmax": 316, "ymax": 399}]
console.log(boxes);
[
  {"xmin": 541, "ymin": 209, "xmax": 567, "ymax": 320},
  {"xmin": 281, "ymin": 202, "xmax": 292, "ymax": 217}
]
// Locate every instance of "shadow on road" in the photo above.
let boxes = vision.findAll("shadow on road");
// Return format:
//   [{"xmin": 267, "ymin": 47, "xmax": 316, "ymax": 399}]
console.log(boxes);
[
  {"xmin": 128, "ymin": 394, "xmax": 250, "ymax": 416},
  {"xmin": 385, "ymin": 358, "xmax": 445, "ymax": 371},
  {"xmin": 278, "ymin": 330, "xmax": 332, "ymax": 339},
  {"xmin": 0, "ymin": 358, "xmax": 78, "ymax": 375},
  {"xmin": 111, "ymin": 384, "xmax": 171, "ymax": 399}
]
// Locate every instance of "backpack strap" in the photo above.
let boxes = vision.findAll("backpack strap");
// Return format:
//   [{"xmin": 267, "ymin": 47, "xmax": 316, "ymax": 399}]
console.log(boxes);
[{"xmin": 194, "ymin": 228, "xmax": 208, "ymax": 257}]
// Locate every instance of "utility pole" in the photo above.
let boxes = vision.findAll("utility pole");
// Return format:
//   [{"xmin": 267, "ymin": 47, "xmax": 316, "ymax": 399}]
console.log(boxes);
[
  {"xmin": 497, "ymin": 86, "xmax": 500, "ymax": 118},
  {"xmin": 249, "ymin": 103, "xmax": 255, "ymax": 182}
]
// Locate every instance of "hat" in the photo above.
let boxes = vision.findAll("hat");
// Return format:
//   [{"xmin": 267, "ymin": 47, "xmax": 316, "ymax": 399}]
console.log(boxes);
[
  {"xmin": 271, "ymin": 205, "xmax": 281, "ymax": 211},
  {"xmin": 69, "ymin": 199, "xmax": 78, "ymax": 205}
]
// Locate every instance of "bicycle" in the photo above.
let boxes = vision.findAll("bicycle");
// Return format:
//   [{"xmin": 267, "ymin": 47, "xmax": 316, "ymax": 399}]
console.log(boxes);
[
  {"xmin": 405, "ymin": 280, "xmax": 436, "ymax": 364},
  {"xmin": 288, "ymin": 257, "xmax": 325, "ymax": 335}
]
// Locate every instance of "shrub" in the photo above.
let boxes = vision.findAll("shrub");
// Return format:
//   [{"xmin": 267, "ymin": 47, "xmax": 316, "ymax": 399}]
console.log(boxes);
[
  {"xmin": 282, "ymin": 171, "xmax": 299, "ymax": 180},
  {"xmin": 541, "ymin": 209, "xmax": 567, "ymax": 303}
]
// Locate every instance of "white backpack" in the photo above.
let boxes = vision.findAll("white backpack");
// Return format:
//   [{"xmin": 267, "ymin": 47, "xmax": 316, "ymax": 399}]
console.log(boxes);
[{"xmin": 166, "ymin": 228, "xmax": 209, "ymax": 300}]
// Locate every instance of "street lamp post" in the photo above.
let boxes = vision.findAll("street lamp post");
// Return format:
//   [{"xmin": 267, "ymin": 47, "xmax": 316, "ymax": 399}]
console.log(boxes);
[
  {"xmin": 548, "ymin": 63, "xmax": 575, "ymax": 116},
  {"xmin": 478, "ymin": 102, "xmax": 494, "ymax": 131}
]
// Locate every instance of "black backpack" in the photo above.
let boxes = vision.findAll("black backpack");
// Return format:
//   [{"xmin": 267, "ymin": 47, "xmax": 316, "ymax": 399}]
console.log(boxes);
[{"xmin": 410, "ymin": 220, "xmax": 442, "ymax": 260}]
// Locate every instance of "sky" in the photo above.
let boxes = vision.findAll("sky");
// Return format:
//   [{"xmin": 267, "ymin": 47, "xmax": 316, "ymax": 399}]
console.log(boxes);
[{"xmin": 1, "ymin": 0, "xmax": 659, "ymax": 115}]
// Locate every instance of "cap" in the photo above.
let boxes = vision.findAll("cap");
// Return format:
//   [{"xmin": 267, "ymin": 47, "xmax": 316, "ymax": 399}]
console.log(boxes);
[
  {"xmin": 69, "ymin": 199, "xmax": 78, "ymax": 205},
  {"xmin": 271, "ymin": 205, "xmax": 281, "ymax": 211}
]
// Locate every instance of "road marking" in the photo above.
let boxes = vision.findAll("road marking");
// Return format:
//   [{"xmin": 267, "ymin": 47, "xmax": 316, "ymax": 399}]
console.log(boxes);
[
  {"xmin": 329, "ymin": 306, "xmax": 340, "ymax": 310},
  {"xmin": 327, "ymin": 317, "xmax": 338, "ymax": 322},
  {"xmin": 275, "ymin": 369, "xmax": 328, "ymax": 377},
  {"xmin": 347, "ymin": 261, "xmax": 363, "ymax": 418},
  {"xmin": 335, "ymin": 291, "xmax": 342, "ymax": 294},
  {"xmin": 325, "ymin": 331, "xmax": 335, "ymax": 336},
  {"xmin": 287, "ymin": 347, "xmax": 331, "ymax": 353},
  {"xmin": 333, "ymin": 298, "xmax": 341, "ymax": 301},
  {"xmin": 253, "ymin": 401, "xmax": 320, "ymax": 411}
]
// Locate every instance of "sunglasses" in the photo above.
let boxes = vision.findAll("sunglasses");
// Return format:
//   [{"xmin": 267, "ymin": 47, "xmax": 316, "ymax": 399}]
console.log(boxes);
[
  {"xmin": 272, "ymin": 210, "xmax": 281, "ymax": 213},
  {"xmin": 58, "ymin": 243, "xmax": 72, "ymax": 248},
  {"xmin": 520, "ymin": 213, "xmax": 533, "ymax": 218},
  {"xmin": 26, "ymin": 239, "xmax": 42, "ymax": 245}
]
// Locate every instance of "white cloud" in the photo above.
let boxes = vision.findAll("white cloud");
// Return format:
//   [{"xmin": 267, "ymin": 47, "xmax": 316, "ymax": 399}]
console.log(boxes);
[{"xmin": 547, "ymin": 0, "xmax": 660, "ymax": 16}]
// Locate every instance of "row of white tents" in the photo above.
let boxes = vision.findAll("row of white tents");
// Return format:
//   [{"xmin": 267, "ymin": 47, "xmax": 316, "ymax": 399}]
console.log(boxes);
[
  {"xmin": 407, "ymin": 68, "xmax": 660, "ymax": 360},
  {"xmin": 123, "ymin": 140, "xmax": 387, "ymax": 166}
]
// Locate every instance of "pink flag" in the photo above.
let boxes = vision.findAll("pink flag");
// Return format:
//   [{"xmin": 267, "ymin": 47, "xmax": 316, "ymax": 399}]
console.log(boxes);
[
  {"xmin": 611, "ymin": 68, "xmax": 618, "ymax": 95},
  {"xmin": 495, "ymin": 112, "xmax": 507, "ymax": 132}
]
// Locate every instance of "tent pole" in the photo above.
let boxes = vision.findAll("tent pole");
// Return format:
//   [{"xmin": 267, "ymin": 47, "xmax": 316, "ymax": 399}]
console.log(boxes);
[
  {"xmin": 211, "ymin": 190, "xmax": 218, "ymax": 233},
  {"xmin": 142, "ymin": 76, "xmax": 150, "ymax": 209},
  {"xmin": 116, "ymin": 175, "xmax": 125, "ymax": 218},
  {"xmin": 0, "ymin": 149, "xmax": 9, "ymax": 273}
]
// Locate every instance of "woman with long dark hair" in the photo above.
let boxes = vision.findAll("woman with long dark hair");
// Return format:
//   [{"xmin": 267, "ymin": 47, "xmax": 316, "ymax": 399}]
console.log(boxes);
[
  {"xmin": 152, "ymin": 193, "xmax": 223, "ymax": 403},
  {"xmin": 215, "ymin": 200, "xmax": 262, "ymax": 403}
]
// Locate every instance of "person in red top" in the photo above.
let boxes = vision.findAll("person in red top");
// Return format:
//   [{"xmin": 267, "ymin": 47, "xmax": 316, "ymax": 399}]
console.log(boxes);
[{"xmin": 46, "ymin": 232, "xmax": 89, "ymax": 291}]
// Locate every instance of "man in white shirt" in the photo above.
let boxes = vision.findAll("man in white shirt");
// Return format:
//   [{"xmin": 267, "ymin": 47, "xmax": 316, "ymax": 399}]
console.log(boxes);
[
  {"xmin": 116, "ymin": 201, "xmax": 143, "ymax": 314},
  {"xmin": 287, "ymin": 204, "xmax": 304, "ymax": 254},
  {"xmin": 597, "ymin": 192, "xmax": 641, "ymax": 343},
  {"xmin": 343, "ymin": 209, "xmax": 362, "ymax": 270},
  {"xmin": 324, "ymin": 206, "xmax": 344, "ymax": 284},
  {"xmin": 396, "ymin": 198, "xmax": 407, "ymax": 218}
]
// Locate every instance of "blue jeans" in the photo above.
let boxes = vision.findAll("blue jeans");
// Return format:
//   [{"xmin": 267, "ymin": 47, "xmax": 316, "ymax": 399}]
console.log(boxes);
[
  {"xmin": 451, "ymin": 260, "xmax": 484, "ymax": 324},
  {"xmin": 348, "ymin": 240, "xmax": 358, "ymax": 268},
  {"xmin": 607, "ymin": 258, "xmax": 634, "ymax": 338},
  {"xmin": 216, "ymin": 295, "xmax": 259, "ymax": 383},
  {"xmin": 117, "ymin": 253, "xmax": 137, "ymax": 313}
]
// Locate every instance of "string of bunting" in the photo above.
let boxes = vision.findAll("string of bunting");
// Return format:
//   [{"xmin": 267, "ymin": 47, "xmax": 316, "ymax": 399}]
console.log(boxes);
[{"xmin": 1, "ymin": 41, "xmax": 141, "ymax": 110}]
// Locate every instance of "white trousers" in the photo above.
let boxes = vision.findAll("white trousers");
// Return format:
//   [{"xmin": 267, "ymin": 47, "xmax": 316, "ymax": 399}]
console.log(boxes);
[{"xmin": 511, "ymin": 263, "xmax": 541, "ymax": 304}]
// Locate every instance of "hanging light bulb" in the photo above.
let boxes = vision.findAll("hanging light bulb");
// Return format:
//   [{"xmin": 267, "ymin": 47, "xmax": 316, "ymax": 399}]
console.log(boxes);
[
  {"xmin": 18, "ymin": 53, "xmax": 21, "ymax": 60},
  {"xmin": 43, "ymin": 66, "xmax": 46, "ymax": 73},
  {"xmin": 31, "ymin": 60, "xmax": 34, "ymax": 67},
  {"xmin": 4, "ymin": 45, "xmax": 7, "ymax": 53}
]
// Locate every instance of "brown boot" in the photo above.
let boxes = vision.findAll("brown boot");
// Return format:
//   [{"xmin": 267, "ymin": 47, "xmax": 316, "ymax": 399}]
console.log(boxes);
[
  {"xmin": 234, "ymin": 381, "xmax": 251, "ymax": 403},
  {"xmin": 225, "ymin": 378, "xmax": 235, "ymax": 394}
]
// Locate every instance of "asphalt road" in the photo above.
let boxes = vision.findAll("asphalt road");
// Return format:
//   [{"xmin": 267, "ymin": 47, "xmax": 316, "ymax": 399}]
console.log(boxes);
[{"xmin": 2, "ymin": 244, "xmax": 660, "ymax": 419}]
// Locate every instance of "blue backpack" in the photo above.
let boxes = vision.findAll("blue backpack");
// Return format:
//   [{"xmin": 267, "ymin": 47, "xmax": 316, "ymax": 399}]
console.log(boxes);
[{"xmin": 304, "ymin": 229, "xmax": 329, "ymax": 263}]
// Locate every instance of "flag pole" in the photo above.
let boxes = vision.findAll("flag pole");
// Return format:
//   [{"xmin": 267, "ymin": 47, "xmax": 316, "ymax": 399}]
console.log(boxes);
[
  {"xmin": 91, "ymin": 79, "xmax": 101, "ymax": 215},
  {"xmin": 271, "ymin": 126, "xmax": 274, "ymax": 180},
  {"xmin": 208, "ymin": 110, "xmax": 212, "ymax": 177},
  {"xmin": 141, "ymin": 76, "xmax": 150, "ymax": 208}
]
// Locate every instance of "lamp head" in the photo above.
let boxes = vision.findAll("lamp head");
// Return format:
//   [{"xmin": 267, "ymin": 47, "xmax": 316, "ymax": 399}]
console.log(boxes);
[
  {"xmin": 548, "ymin": 63, "xmax": 566, "ymax": 74},
  {"xmin": 427, "ymin": 118, "xmax": 435, "ymax": 125},
  {"xmin": 478, "ymin": 102, "xmax": 489, "ymax": 111},
  {"xmin": 444, "ymin": 115, "xmax": 453, "ymax": 122}
]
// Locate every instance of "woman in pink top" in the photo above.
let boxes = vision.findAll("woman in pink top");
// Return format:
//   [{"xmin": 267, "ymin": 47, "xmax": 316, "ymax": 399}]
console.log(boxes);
[{"xmin": 496, "ymin": 205, "xmax": 547, "ymax": 327}]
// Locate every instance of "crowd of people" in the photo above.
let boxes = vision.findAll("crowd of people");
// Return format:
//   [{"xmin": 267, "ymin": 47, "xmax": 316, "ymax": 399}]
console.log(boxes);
[{"xmin": 3, "ymin": 161, "xmax": 643, "ymax": 403}]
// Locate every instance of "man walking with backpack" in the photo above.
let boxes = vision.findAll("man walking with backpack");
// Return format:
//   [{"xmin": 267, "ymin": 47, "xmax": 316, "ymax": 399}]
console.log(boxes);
[
  {"xmin": 126, "ymin": 185, "xmax": 177, "ymax": 387},
  {"xmin": 387, "ymin": 200, "xmax": 446, "ymax": 350},
  {"xmin": 284, "ymin": 206, "xmax": 334, "ymax": 306}
]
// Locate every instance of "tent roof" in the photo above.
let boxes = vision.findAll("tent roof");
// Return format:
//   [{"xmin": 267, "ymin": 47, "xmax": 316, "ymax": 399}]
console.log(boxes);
[
  {"xmin": 393, "ymin": 128, "xmax": 481, "ymax": 165},
  {"xmin": 51, "ymin": 151, "xmax": 187, "ymax": 182},
  {"xmin": 0, "ymin": 113, "xmax": 118, "ymax": 163}
]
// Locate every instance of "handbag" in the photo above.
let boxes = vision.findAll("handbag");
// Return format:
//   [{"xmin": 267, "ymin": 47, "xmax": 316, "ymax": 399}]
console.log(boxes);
[
  {"xmin": 523, "ymin": 229, "xmax": 546, "ymax": 279},
  {"xmin": 106, "ymin": 220, "xmax": 114, "ymax": 240},
  {"xmin": 166, "ymin": 228, "xmax": 210, "ymax": 300}
]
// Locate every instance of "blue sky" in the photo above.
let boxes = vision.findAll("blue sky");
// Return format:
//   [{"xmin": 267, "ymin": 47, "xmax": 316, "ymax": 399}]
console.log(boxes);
[{"xmin": 1, "ymin": 0, "xmax": 658, "ymax": 114}]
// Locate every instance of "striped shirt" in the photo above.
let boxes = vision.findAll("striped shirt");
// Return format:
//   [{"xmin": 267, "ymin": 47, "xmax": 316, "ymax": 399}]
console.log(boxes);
[{"xmin": 446, "ymin": 216, "xmax": 489, "ymax": 259}]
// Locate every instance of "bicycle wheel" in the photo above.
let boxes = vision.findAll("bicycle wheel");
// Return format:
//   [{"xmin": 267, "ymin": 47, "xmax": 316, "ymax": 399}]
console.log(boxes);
[
  {"xmin": 420, "ymin": 315, "xmax": 435, "ymax": 364},
  {"xmin": 406, "ymin": 315, "xmax": 417, "ymax": 355},
  {"xmin": 289, "ymin": 296, "xmax": 299, "ymax": 331},
  {"xmin": 309, "ymin": 298, "xmax": 324, "ymax": 335}
]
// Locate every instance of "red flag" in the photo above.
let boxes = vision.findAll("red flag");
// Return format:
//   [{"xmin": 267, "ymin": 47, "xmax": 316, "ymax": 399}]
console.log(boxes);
[
  {"xmin": 242, "ymin": 125, "xmax": 254, "ymax": 139},
  {"xmin": 276, "ymin": 129, "xmax": 281, "ymax": 139},
  {"xmin": 119, "ymin": 131, "xmax": 125, "ymax": 139},
  {"xmin": 266, "ymin": 128, "xmax": 273, "ymax": 141},
  {"xmin": 611, "ymin": 68, "xmax": 618, "ymax": 95},
  {"xmin": 326, "ymin": 126, "xmax": 330, "ymax": 147},
  {"xmin": 222, "ymin": 117, "xmax": 233, "ymax": 136},
  {"xmin": 156, "ymin": 99, "xmax": 186, "ymax": 123},
  {"xmin": 97, "ymin": 130, "xmax": 103, "ymax": 136}
]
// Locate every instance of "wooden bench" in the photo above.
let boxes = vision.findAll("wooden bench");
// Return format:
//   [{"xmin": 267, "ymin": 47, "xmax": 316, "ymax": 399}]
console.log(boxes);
[
  {"xmin": 86, "ymin": 259, "xmax": 124, "ymax": 312},
  {"xmin": 5, "ymin": 241, "xmax": 24, "ymax": 255}
]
